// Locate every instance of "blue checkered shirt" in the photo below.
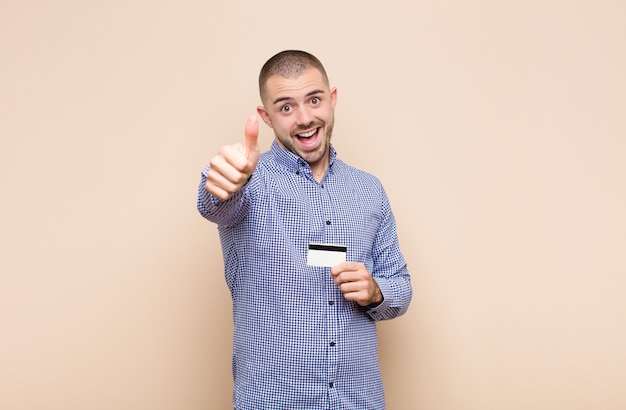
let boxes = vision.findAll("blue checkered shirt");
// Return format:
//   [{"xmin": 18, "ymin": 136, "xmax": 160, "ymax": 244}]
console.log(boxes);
[{"xmin": 197, "ymin": 141, "xmax": 412, "ymax": 409}]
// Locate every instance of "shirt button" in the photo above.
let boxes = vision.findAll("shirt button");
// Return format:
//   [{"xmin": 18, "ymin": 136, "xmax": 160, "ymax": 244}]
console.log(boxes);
[
  {"xmin": 326, "ymin": 220, "xmax": 331, "ymax": 225},
  {"xmin": 329, "ymin": 341, "xmax": 336, "ymax": 347},
  {"xmin": 328, "ymin": 300, "xmax": 334, "ymax": 305},
  {"xmin": 329, "ymin": 382, "xmax": 334, "ymax": 388}
]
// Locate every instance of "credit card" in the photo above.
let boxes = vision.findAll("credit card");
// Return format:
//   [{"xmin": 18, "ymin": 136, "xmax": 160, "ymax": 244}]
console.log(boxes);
[{"xmin": 307, "ymin": 243, "xmax": 347, "ymax": 267}]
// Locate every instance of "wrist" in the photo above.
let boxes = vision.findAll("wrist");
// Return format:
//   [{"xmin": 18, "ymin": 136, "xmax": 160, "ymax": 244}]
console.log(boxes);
[{"xmin": 367, "ymin": 288, "xmax": 383, "ymax": 308}]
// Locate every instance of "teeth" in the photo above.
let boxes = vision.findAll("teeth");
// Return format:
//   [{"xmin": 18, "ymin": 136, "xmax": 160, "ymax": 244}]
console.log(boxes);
[{"xmin": 298, "ymin": 129, "xmax": 316, "ymax": 138}]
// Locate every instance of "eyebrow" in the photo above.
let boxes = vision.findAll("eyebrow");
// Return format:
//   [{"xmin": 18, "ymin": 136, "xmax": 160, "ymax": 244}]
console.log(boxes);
[{"xmin": 272, "ymin": 89, "xmax": 325, "ymax": 105}]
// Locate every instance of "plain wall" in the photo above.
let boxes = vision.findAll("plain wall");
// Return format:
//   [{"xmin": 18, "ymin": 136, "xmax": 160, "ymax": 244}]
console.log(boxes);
[{"xmin": 1, "ymin": 1, "xmax": 625, "ymax": 409}]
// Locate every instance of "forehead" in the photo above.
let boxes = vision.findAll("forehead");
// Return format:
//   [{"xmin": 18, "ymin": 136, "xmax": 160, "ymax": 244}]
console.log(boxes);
[{"xmin": 263, "ymin": 68, "xmax": 329, "ymax": 103}]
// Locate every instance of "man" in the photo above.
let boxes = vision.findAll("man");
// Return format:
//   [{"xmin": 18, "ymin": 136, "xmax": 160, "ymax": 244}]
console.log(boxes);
[{"xmin": 197, "ymin": 50, "xmax": 412, "ymax": 409}]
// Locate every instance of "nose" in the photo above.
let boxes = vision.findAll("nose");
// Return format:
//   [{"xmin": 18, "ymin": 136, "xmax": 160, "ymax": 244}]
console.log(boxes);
[{"xmin": 295, "ymin": 106, "xmax": 314, "ymax": 127}]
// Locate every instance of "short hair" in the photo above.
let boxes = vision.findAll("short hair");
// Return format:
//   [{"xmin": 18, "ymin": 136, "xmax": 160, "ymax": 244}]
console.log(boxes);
[{"xmin": 259, "ymin": 50, "xmax": 330, "ymax": 101}]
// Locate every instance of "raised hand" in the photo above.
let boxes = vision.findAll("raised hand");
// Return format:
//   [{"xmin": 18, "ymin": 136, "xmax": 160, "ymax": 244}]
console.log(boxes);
[{"xmin": 205, "ymin": 115, "xmax": 260, "ymax": 201}]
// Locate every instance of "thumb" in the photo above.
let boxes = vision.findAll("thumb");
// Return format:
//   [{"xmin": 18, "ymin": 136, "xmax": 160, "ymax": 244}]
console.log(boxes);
[{"xmin": 243, "ymin": 115, "xmax": 259, "ymax": 158}]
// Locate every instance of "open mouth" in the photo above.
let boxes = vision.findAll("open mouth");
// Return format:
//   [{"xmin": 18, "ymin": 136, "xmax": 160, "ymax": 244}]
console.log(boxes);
[{"xmin": 295, "ymin": 127, "xmax": 320, "ymax": 149}]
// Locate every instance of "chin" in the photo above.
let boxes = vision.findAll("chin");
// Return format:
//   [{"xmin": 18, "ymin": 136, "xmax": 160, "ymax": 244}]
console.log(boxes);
[{"xmin": 303, "ymin": 147, "xmax": 328, "ymax": 164}]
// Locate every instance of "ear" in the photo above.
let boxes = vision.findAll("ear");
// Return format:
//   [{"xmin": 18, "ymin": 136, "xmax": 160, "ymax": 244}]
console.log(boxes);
[
  {"xmin": 257, "ymin": 105, "xmax": 273, "ymax": 128},
  {"xmin": 330, "ymin": 87, "xmax": 338, "ymax": 110}
]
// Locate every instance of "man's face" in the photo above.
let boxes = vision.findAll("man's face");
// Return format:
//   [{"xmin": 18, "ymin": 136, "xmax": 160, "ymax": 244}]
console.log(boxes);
[{"xmin": 258, "ymin": 68, "xmax": 337, "ymax": 172}]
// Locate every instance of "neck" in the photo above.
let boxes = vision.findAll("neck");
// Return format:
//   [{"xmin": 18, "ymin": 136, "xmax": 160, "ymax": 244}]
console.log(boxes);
[
  {"xmin": 312, "ymin": 171, "xmax": 325, "ymax": 182},
  {"xmin": 310, "ymin": 157, "xmax": 329, "ymax": 183}
]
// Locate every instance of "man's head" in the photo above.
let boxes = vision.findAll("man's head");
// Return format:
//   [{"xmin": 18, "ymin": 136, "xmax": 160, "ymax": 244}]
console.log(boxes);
[
  {"xmin": 259, "ymin": 50, "xmax": 330, "ymax": 102},
  {"xmin": 257, "ymin": 50, "xmax": 337, "ymax": 177}
]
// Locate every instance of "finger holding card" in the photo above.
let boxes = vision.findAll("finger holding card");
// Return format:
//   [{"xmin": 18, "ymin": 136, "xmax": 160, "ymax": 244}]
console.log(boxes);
[{"xmin": 331, "ymin": 261, "xmax": 383, "ymax": 307}]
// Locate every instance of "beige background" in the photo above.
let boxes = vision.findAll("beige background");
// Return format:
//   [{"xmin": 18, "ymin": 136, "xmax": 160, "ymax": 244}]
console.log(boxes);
[{"xmin": 1, "ymin": 1, "xmax": 625, "ymax": 409}]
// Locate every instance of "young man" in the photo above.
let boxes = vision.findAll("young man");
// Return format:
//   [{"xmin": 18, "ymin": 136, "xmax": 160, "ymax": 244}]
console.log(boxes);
[{"xmin": 197, "ymin": 50, "xmax": 412, "ymax": 409}]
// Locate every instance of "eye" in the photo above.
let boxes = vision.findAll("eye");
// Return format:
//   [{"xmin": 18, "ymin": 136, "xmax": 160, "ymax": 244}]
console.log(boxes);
[
  {"xmin": 280, "ymin": 105, "xmax": 292, "ymax": 113},
  {"xmin": 310, "ymin": 96, "xmax": 320, "ymax": 105}
]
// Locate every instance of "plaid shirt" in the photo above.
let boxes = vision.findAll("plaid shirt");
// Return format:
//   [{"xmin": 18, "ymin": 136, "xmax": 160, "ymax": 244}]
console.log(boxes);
[{"xmin": 198, "ymin": 141, "xmax": 412, "ymax": 409}]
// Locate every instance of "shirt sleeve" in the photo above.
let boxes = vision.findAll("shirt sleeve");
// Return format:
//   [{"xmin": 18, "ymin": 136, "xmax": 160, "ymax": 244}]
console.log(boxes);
[{"xmin": 366, "ymin": 191, "xmax": 412, "ymax": 321}]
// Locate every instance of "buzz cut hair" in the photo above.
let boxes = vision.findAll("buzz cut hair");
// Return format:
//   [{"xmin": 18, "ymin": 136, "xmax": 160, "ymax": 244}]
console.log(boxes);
[{"xmin": 259, "ymin": 50, "xmax": 330, "ymax": 101}]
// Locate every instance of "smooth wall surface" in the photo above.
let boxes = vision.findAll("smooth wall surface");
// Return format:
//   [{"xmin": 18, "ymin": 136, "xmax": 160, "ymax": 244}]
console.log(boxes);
[{"xmin": 1, "ymin": 1, "xmax": 625, "ymax": 409}]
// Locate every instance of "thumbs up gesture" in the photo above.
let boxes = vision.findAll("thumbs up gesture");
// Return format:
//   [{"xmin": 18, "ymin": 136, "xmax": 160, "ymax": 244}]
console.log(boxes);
[{"xmin": 205, "ymin": 115, "xmax": 260, "ymax": 201}]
